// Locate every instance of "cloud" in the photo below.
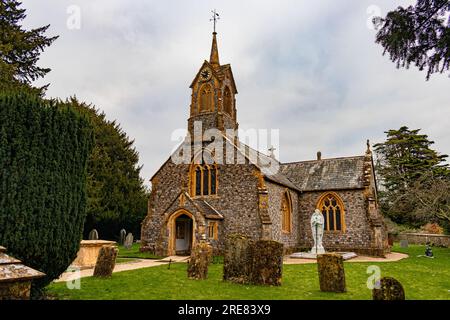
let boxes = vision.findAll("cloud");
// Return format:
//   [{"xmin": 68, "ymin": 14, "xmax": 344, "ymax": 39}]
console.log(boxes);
[{"xmin": 21, "ymin": 0, "xmax": 450, "ymax": 185}]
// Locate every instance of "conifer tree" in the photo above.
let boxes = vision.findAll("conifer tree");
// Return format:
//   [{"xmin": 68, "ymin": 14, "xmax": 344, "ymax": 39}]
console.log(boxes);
[
  {"xmin": 374, "ymin": 126, "xmax": 449, "ymax": 225},
  {"xmin": 374, "ymin": 0, "xmax": 450, "ymax": 80},
  {"xmin": 0, "ymin": 0, "xmax": 58, "ymax": 93},
  {"xmin": 67, "ymin": 98, "xmax": 148, "ymax": 240},
  {"xmin": 0, "ymin": 90, "xmax": 94, "ymax": 292}
]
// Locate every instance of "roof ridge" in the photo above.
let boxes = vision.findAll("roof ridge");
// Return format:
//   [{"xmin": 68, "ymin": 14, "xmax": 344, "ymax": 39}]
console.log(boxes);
[{"xmin": 281, "ymin": 155, "xmax": 366, "ymax": 166}]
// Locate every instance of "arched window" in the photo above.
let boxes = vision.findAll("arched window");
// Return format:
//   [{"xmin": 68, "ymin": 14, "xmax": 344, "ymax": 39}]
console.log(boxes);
[
  {"xmin": 199, "ymin": 84, "xmax": 213, "ymax": 113},
  {"xmin": 191, "ymin": 162, "xmax": 218, "ymax": 197},
  {"xmin": 281, "ymin": 191, "xmax": 292, "ymax": 233},
  {"xmin": 195, "ymin": 166, "xmax": 202, "ymax": 196},
  {"xmin": 223, "ymin": 86, "xmax": 232, "ymax": 115},
  {"xmin": 317, "ymin": 193, "xmax": 345, "ymax": 232}
]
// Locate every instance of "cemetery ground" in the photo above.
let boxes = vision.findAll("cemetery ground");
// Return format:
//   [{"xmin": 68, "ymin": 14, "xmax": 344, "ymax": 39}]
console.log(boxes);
[
  {"xmin": 46, "ymin": 244, "xmax": 450, "ymax": 300},
  {"xmin": 117, "ymin": 243, "xmax": 162, "ymax": 260}
]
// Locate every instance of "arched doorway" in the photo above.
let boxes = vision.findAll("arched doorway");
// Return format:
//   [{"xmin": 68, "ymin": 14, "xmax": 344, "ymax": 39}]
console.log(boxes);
[
  {"xmin": 167, "ymin": 210, "xmax": 196, "ymax": 256},
  {"xmin": 175, "ymin": 214, "xmax": 193, "ymax": 255}
]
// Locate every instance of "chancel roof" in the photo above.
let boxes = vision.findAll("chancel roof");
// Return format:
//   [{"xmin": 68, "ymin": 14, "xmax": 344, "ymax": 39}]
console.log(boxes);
[{"xmin": 279, "ymin": 156, "xmax": 366, "ymax": 192}]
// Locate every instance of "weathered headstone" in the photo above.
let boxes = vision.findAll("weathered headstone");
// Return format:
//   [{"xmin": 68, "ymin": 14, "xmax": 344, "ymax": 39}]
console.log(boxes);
[
  {"xmin": 223, "ymin": 234, "xmax": 254, "ymax": 284},
  {"xmin": 250, "ymin": 240, "xmax": 283, "ymax": 286},
  {"xmin": 93, "ymin": 245, "xmax": 118, "ymax": 278},
  {"xmin": 124, "ymin": 233, "xmax": 134, "ymax": 249},
  {"xmin": 88, "ymin": 229, "xmax": 99, "ymax": 240},
  {"xmin": 187, "ymin": 241, "xmax": 213, "ymax": 280},
  {"xmin": 119, "ymin": 229, "xmax": 127, "ymax": 245},
  {"xmin": 400, "ymin": 240, "xmax": 408, "ymax": 248},
  {"xmin": 317, "ymin": 253, "xmax": 346, "ymax": 293},
  {"xmin": 372, "ymin": 277, "xmax": 405, "ymax": 300}
]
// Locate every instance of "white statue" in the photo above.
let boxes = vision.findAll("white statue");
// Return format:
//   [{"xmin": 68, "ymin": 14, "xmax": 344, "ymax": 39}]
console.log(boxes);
[{"xmin": 310, "ymin": 209, "xmax": 325, "ymax": 254}]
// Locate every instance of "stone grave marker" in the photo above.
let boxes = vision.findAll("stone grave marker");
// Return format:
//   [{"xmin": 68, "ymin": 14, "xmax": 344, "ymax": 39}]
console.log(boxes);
[
  {"xmin": 317, "ymin": 253, "xmax": 346, "ymax": 293},
  {"xmin": 400, "ymin": 240, "xmax": 408, "ymax": 248},
  {"xmin": 88, "ymin": 229, "xmax": 99, "ymax": 240},
  {"xmin": 119, "ymin": 229, "xmax": 127, "ymax": 245},
  {"xmin": 187, "ymin": 241, "xmax": 213, "ymax": 280},
  {"xmin": 250, "ymin": 240, "xmax": 283, "ymax": 286},
  {"xmin": 0, "ymin": 246, "xmax": 45, "ymax": 299},
  {"xmin": 223, "ymin": 234, "xmax": 254, "ymax": 284},
  {"xmin": 93, "ymin": 245, "xmax": 118, "ymax": 278},
  {"xmin": 372, "ymin": 277, "xmax": 405, "ymax": 300},
  {"xmin": 124, "ymin": 233, "xmax": 134, "ymax": 249}
]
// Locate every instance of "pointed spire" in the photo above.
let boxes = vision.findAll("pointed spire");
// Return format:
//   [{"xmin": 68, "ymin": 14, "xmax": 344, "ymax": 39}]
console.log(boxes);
[{"xmin": 209, "ymin": 32, "xmax": 220, "ymax": 66}]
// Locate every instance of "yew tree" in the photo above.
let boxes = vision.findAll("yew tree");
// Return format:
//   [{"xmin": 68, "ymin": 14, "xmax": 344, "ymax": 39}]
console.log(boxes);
[{"xmin": 374, "ymin": 0, "xmax": 450, "ymax": 80}]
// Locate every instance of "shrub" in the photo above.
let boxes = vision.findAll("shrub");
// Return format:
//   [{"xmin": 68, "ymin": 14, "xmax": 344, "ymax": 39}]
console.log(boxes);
[
  {"xmin": 420, "ymin": 223, "xmax": 444, "ymax": 235},
  {"xmin": 0, "ymin": 90, "xmax": 93, "ymax": 292}
]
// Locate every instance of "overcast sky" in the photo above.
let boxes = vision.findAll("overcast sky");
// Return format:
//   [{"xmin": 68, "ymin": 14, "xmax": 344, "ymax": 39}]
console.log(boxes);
[{"xmin": 22, "ymin": 0, "xmax": 450, "ymax": 186}]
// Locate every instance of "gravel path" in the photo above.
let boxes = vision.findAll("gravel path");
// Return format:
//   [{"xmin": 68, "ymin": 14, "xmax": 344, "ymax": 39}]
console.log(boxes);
[{"xmin": 55, "ymin": 256, "xmax": 189, "ymax": 283}]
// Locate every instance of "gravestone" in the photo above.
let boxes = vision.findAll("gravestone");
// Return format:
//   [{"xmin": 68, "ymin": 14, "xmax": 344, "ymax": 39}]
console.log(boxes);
[
  {"xmin": 88, "ymin": 229, "xmax": 99, "ymax": 240},
  {"xmin": 124, "ymin": 233, "xmax": 134, "ymax": 249},
  {"xmin": 223, "ymin": 234, "xmax": 254, "ymax": 284},
  {"xmin": 400, "ymin": 240, "xmax": 408, "ymax": 248},
  {"xmin": 119, "ymin": 229, "xmax": 127, "ymax": 245},
  {"xmin": 372, "ymin": 277, "xmax": 405, "ymax": 300},
  {"xmin": 250, "ymin": 240, "xmax": 283, "ymax": 286},
  {"xmin": 93, "ymin": 245, "xmax": 118, "ymax": 278},
  {"xmin": 187, "ymin": 241, "xmax": 213, "ymax": 280},
  {"xmin": 317, "ymin": 253, "xmax": 346, "ymax": 293}
]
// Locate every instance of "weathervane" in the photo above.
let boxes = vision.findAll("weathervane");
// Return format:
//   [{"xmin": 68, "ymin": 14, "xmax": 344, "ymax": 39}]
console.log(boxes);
[{"xmin": 210, "ymin": 9, "xmax": 220, "ymax": 33}]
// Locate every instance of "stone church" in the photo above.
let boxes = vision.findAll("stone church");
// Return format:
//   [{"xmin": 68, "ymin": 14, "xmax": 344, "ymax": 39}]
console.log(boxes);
[{"xmin": 140, "ymin": 32, "xmax": 389, "ymax": 257}]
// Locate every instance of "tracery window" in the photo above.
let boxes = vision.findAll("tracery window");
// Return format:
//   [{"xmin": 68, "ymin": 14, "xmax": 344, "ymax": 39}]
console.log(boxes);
[
  {"xmin": 192, "ymin": 163, "xmax": 218, "ymax": 197},
  {"xmin": 281, "ymin": 191, "xmax": 292, "ymax": 233},
  {"xmin": 317, "ymin": 193, "xmax": 345, "ymax": 232}
]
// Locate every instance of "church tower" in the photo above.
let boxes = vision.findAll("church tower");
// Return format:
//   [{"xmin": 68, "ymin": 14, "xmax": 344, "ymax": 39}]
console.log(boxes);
[{"xmin": 187, "ymin": 31, "xmax": 238, "ymax": 136}]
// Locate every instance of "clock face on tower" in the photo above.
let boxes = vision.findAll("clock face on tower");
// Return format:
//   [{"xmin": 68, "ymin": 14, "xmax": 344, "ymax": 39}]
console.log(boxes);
[{"xmin": 200, "ymin": 68, "xmax": 212, "ymax": 81}]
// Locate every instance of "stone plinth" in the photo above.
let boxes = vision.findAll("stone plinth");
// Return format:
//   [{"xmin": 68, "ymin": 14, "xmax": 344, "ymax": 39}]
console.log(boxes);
[
  {"xmin": 373, "ymin": 277, "xmax": 405, "ymax": 300},
  {"xmin": 72, "ymin": 240, "xmax": 117, "ymax": 269},
  {"xmin": 0, "ymin": 246, "xmax": 46, "ymax": 300},
  {"xmin": 317, "ymin": 253, "xmax": 346, "ymax": 293}
]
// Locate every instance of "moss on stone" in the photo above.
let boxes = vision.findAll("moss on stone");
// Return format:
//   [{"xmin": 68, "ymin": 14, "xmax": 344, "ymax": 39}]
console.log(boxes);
[{"xmin": 317, "ymin": 253, "xmax": 346, "ymax": 293}]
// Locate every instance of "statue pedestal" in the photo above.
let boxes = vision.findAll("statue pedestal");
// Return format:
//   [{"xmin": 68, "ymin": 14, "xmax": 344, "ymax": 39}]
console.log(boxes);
[
  {"xmin": 290, "ymin": 252, "xmax": 358, "ymax": 260},
  {"xmin": 310, "ymin": 246, "xmax": 325, "ymax": 255},
  {"xmin": 290, "ymin": 252, "xmax": 319, "ymax": 259}
]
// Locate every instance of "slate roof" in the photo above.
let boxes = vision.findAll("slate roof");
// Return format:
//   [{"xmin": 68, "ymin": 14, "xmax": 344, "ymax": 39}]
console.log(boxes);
[
  {"xmin": 231, "ymin": 140, "xmax": 301, "ymax": 192},
  {"xmin": 279, "ymin": 156, "xmax": 366, "ymax": 192},
  {"xmin": 192, "ymin": 199, "xmax": 223, "ymax": 220}
]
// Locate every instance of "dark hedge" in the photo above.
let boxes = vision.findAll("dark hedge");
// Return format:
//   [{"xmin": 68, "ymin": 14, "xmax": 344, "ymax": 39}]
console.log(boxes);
[{"xmin": 0, "ymin": 90, "xmax": 93, "ymax": 291}]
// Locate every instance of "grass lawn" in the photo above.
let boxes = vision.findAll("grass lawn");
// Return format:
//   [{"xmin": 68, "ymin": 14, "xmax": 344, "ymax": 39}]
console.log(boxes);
[
  {"xmin": 47, "ymin": 244, "xmax": 450, "ymax": 300},
  {"xmin": 117, "ymin": 243, "xmax": 162, "ymax": 260}
]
